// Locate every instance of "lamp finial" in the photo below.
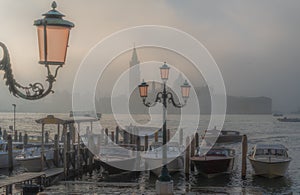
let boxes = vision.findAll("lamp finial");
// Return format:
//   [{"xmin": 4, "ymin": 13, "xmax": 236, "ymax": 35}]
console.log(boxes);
[{"xmin": 52, "ymin": 1, "xmax": 57, "ymax": 10}]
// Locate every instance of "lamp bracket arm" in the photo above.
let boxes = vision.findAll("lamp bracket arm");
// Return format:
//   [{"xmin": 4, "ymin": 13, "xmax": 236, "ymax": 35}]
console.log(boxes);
[
  {"xmin": 0, "ymin": 42, "xmax": 56, "ymax": 100},
  {"xmin": 143, "ymin": 92, "xmax": 163, "ymax": 107},
  {"xmin": 166, "ymin": 92, "xmax": 186, "ymax": 108}
]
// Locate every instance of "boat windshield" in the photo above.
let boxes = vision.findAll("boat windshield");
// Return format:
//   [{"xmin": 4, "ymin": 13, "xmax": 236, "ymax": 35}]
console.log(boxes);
[
  {"xmin": 255, "ymin": 149, "xmax": 287, "ymax": 157},
  {"xmin": 207, "ymin": 149, "xmax": 229, "ymax": 156}
]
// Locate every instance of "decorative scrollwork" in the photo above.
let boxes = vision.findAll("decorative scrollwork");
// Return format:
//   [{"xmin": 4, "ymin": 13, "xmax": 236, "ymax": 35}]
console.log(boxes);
[
  {"xmin": 166, "ymin": 92, "xmax": 186, "ymax": 108},
  {"xmin": 143, "ymin": 92, "xmax": 163, "ymax": 107},
  {"xmin": 0, "ymin": 42, "xmax": 58, "ymax": 100},
  {"xmin": 142, "ymin": 84, "xmax": 186, "ymax": 108}
]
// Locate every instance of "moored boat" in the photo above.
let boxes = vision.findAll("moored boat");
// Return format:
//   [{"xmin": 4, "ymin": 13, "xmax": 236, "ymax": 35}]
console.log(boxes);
[
  {"xmin": 94, "ymin": 145, "xmax": 137, "ymax": 175},
  {"xmin": 202, "ymin": 128, "xmax": 242, "ymax": 144},
  {"xmin": 15, "ymin": 143, "xmax": 54, "ymax": 172},
  {"xmin": 248, "ymin": 144, "xmax": 291, "ymax": 178},
  {"xmin": 273, "ymin": 113, "xmax": 283, "ymax": 117},
  {"xmin": 277, "ymin": 117, "xmax": 300, "ymax": 122},
  {"xmin": 142, "ymin": 142, "xmax": 184, "ymax": 176},
  {"xmin": 191, "ymin": 147, "xmax": 236, "ymax": 178},
  {"xmin": 0, "ymin": 139, "xmax": 23, "ymax": 168}
]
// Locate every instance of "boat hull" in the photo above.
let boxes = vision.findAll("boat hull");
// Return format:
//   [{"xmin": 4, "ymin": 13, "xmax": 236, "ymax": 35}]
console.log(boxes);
[
  {"xmin": 0, "ymin": 151, "xmax": 21, "ymax": 168},
  {"xmin": 95, "ymin": 157, "xmax": 137, "ymax": 175},
  {"xmin": 191, "ymin": 156, "xmax": 235, "ymax": 178},
  {"xmin": 16, "ymin": 150, "xmax": 54, "ymax": 172},
  {"xmin": 144, "ymin": 156, "xmax": 184, "ymax": 176},
  {"xmin": 16, "ymin": 157, "xmax": 46, "ymax": 172},
  {"xmin": 248, "ymin": 157, "xmax": 291, "ymax": 178}
]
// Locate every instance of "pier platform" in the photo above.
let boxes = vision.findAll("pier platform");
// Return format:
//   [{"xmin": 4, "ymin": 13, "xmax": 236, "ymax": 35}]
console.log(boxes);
[{"xmin": 0, "ymin": 172, "xmax": 44, "ymax": 188}]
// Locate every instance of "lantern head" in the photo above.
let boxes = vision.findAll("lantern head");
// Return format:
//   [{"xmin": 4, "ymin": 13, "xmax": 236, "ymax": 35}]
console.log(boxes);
[
  {"xmin": 139, "ymin": 80, "xmax": 149, "ymax": 99},
  {"xmin": 34, "ymin": 1, "xmax": 74, "ymax": 66},
  {"xmin": 160, "ymin": 62, "xmax": 170, "ymax": 82},
  {"xmin": 181, "ymin": 80, "xmax": 191, "ymax": 100}
]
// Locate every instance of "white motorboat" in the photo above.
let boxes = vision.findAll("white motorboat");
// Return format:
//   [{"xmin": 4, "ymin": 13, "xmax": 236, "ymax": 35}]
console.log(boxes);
[
  {"xmin": 248, "ymin": 144, "xmax": 291, "ymax": 178},
  {"xmin": 0, "ymin": 139, "xmax": 23, "ymax": 168},
  {"xmin": 142, "ymin": 142, "xmax": 184, "ymax": 176},
  {"xmin": 15, "ymin": 143, "xmax": 54, "ymax": 172},
  {"xmin": 94, "ymin": 145, "xmax": 137, "ymax": 175}
]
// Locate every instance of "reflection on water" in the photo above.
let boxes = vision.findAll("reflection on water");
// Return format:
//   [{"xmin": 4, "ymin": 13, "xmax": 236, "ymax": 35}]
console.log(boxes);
[
  {"xmin": 251, "ymin": 175, "xmax": 293, "ymax": 194},
  {"xmin": 0, "ymin": 113, "xmax": 299, "ymax": 193}
]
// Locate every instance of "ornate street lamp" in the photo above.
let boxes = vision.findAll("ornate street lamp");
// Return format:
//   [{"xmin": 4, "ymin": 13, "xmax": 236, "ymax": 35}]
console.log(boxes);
[
  {"xmin": 138, "ymin": 62, "xmax": 191, "ymax": 183},
  {"xmin": 0, "ymin": 1, "xmax": 74, "ymax": 100}
]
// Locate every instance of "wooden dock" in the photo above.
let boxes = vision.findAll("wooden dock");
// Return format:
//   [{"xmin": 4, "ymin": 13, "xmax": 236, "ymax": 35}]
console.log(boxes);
[
  {"xmin": 44, "ymin": 168, "xmax": 64, "ymax": 177},
  {"xmin": 0, "ymin": 172, "xmax": 44, "ymax": 188}
]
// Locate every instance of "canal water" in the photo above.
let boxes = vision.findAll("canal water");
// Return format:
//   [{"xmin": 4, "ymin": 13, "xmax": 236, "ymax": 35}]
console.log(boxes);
[{"xmin": 0, "ymin": 113, "xmax": 299, "ymax": 194}]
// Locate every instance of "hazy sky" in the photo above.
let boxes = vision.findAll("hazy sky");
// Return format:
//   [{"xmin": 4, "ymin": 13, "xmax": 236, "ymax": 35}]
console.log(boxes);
[{"xmin": 0, "ymin": 0, "xmax": 300, "ymax": 112}]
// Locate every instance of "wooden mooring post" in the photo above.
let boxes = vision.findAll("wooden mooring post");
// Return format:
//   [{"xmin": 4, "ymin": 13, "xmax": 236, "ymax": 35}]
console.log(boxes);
[
  {"xmin": 115, "ymin": 126, "xmax": 119, "ymax": 144},
  {"xmin": 7, "ymin": 135, "xmax": 13, "ymax": 175},
  {"xmin": 67, "ymin": 132, "xmax": 71, "ymax": 177},
  {"xmin": 179, "ymin": 128, "xmax": 183, "ymax": 145},
  {"xmin": 14, "ymin": 130, "xmax": 18, "ymax": 142},
  {"xmin": 185, "ymin": 136, "xmax": 190, "ymax": 176},
  {"xmin": 63, "ymin": 124, "xmax": 68, "ymax": 177},
  {"xmin": 54, "ymin": 134, "xmax": 59, "ymax": 167},
  {"xmin": 195, "ymin": 132, "xmax": 199, "ymax": 148},
  {"xmin": 144, "ymin": 135, "xmax": 149, "ymax": 151},
  {"xmin": 41, "ymin": 124, "xmax": 45, "ymax": 171},
  {"xmin": 105, "ymin": 128, "xmax": 108, "ymax": 145},
  {"xmin": 18, "ymin": 132, "xmax": 22, "ymax": 142},
  {"xmin": 155, "ymin": 131, "xmax": 159, "ymax": 142},
  {"xmin": 45, "ymin": 131, "xmax": 49, "ymax": 143},
  {"xmin": 190, "ymin": 135, "xmax": 195, "ymax": 172},
  {"xmin": 77, "ymin": 131, "xmax": 82, "ymax": 178},
  {"xmin": 111, "ymin": 131, "xmax": 115, "ymax": 142},
  {"xmin": 24, "ymin": 133, "xmax": 28, "ymax": 146},
  {"xmin": 3, "ymin": 129, "xmax": 7, "ymax": 140},
  {"xmin": 241, "ymin": 134, "xmax": 248, "ymax": 179}
]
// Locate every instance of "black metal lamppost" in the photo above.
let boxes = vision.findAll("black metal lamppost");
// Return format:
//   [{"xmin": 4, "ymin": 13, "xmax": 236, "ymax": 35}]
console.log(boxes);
[
  {"xmin": 138, "ymin": 62, "xmax": 191, "ymax": 182},
  {"xmin": 0, "ymin": 1, "xmax": 74, "ymax": 100}
]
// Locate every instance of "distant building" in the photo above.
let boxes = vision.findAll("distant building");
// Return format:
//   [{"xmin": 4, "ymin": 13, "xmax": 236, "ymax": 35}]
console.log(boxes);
[
  {"xmin": 129, "ymin": 47, "xmax": 141, "ymax": 94},
  {"xmin": 227, "ymin": 96, "xmax": 272, "ymax": 114}
]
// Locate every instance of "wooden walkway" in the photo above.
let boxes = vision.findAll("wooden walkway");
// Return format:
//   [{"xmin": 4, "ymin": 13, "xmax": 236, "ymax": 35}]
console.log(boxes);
[
  {"xmin": 0, "ymin": 168, "xmax": 63, "ymax": 189},
  {"xmin": 0, "ymin": 172, "xmax": 44, "ymax": 188},
  {"xmin": 44, "ymin": 168, "xmax": 64, "ymax": 177}
]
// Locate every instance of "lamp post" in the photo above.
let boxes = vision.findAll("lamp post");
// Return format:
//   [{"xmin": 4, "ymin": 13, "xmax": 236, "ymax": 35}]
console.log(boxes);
[
  {"xmin": 139, "ymin": 62, "xmax": 191, "ymax": 192},
  {"xmin": 12, "ymin": 104, "xmax": 16, "ymax": 133},
  {"xmin": 0, "ymin": 1, "xmax": 74, "ymax": 100}
]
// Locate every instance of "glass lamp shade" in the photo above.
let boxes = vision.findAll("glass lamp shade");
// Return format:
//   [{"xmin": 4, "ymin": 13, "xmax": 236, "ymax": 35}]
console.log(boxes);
[
  {"xmin": 37, "ymin": 25, "xmax": 71, "ymax": 65},
  {"xmin": 181, "ymin": 80, "xmax": 191, "ymax": 99},
  {"xmin": 139, "ymin": 81, "xmax": 149, "ymax": 98},
  {"xmin": 160, "ymin": 62, "xmax": 170, "ymax": 81},
  {"xmin": 34, "ymin": 1, "xmax": 74, "ymax": 65}
]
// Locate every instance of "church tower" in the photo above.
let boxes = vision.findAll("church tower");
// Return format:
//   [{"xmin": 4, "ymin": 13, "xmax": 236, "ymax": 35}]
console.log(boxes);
[{"xmin": 129, "ymin": 47, "xmax": 141, "ymax": 94}]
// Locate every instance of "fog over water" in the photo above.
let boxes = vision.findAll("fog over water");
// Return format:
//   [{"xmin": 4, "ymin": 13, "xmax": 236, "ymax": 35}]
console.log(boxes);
[{"xmin": 0, "ymin": 0, "xmax": 300, "ymax": 113}]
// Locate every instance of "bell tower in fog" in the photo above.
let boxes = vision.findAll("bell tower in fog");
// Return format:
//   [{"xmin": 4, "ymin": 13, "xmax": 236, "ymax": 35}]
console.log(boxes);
[{"xmin": 129, "ymin": 47, "xmax": 141, "ymax": 94}]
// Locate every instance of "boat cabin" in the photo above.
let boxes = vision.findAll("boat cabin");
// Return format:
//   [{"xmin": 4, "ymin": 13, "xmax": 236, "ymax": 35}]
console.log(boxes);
[{"xmin": 251, "ymin": 144, "xmax": 289, "ymax": 158}]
